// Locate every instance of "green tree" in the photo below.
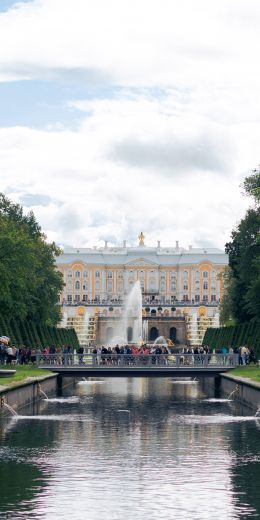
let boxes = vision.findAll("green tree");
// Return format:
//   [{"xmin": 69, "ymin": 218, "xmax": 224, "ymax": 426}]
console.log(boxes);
[
  {"xmin": 0, "ymin": 193, "xmax": 63, "ymax": 324},
  {"xmin": 225, "ymin": 169, "xmax": 260, "ymax": 323}
]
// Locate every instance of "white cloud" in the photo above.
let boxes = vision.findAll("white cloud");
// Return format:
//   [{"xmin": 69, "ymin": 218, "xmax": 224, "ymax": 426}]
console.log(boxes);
[
  {"xmin": 0, "ymin": 0, "xmax": 259, "ymax": 248},
  {"xmin": 0, "ymin": 91, "xmax": 253, "ymax": 249},
  {"xmin": 0, "ymin": 0, "xmax": 260, "ymax": 87}
]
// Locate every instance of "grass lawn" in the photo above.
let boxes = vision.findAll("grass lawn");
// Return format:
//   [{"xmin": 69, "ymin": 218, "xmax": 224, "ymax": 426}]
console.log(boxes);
[
  {"xmin": 230, "ymin": 365, "xmax": 260, "ymax": 383},
  {"xmin": 0, "ymin": 365, "xmax": 52, "ymax": 387}
]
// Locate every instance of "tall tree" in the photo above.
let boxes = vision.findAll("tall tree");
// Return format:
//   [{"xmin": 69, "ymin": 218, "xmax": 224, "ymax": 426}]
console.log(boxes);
[
  {"xmin": 224, "ymin": 168, "xmax": 260, "ymax": 323},
  {"xmin": 0, "ymin": 193, "xmax": 63, "ymax": 324}
]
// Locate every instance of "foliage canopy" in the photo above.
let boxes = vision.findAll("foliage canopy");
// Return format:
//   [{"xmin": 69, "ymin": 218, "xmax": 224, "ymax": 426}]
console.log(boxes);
[
  {"xmin": 0, "ymin": 193, "xmax": 63, "ymax": 324},
  {"xmin": 222, "ymin": 168, "xmax": 260, "ymax": 324}
]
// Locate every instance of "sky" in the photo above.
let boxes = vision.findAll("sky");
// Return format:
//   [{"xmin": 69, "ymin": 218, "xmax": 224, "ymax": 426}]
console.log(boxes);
[{"xmin": 0, "ymin": 0, "xmax": 259, "ymax": 250}]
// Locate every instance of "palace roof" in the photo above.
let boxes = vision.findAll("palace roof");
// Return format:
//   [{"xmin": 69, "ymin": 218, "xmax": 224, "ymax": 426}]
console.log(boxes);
[{"xmin": 57, "ymin": 245, "xmax": 228, "ymax": 267}]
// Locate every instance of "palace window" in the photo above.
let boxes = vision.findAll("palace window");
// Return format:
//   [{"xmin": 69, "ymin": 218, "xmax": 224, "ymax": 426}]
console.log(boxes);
[
  {"xmin": 67, "ymin": 271, "xmax": 72, "ymax": 278},
  {"xmin": 203, "ymin": 281, "xmax": 208, "ymax": 290},
  {"xmin": 211, "ymin": 295, "xmax": 216, "ymax": 302},
  {"xmin": 75, "ymin": 294, "xmax": 80, "ymax": 302},
  {"xmin": 203, "ymin": 271, "xmax": 208, "ymax": 278},
  {"xmin": 83, "ymin": 271, "xmax": 88, "ymax": 277},
  {"xmin": 171, "ymin": 282, "xmax": 176, "ymax": 291},
  {"xmin": 118, "ymin": 271, "xmax": 123, "ymax": 279},
  {"xmin": 67, "ymin": 280, "xmax": 72, "ymax": 288},
  {"xmin": 195, "ymin": 295, "xmax": 200, "ymax": 302},
  {"xmin": 75, "ymin": 281, "xmax": 80, "ymax": 290},
  {"xmin": 183, "ymin": 271, "xmax": 188, "ymax": 279},
  {"xmin": 183, "ymin": 282, "xmax": 188, "ymax": 290},
  {"xmin": 182, "ymin": 295, "xmax": 189, "ymax": 301},
  {"xmin": 83, "ymin": 284, "xmax": 88, "ymax": 291},
  {"xmin": 160, "ymin": 281, "xmax": 166, "ymax": 291},
  {"xmin": 108, "ymin": 271, "xmax": 113, "ymax": 278},
  {"xmin": 95, "ymin": 271, "xmax": 100, "ymax": 278},
  {"xmin": 82, "ymin": 294, "xmax": 88, "ymax": 301},
  {"xmin": 75, "ymin": 271, "xmax": 81, "ymax": 278},
  {"xmin": 95, "ymin": 281, "xmax": 100, "ymax": 291},
  {"xmin": 171, "ymin": 271, "xmax": 176, "ymax": 279},
  {"xmin": 195, "ymin": 281, "xmax": 200, "ymax": 290},
  {"xmin": 203, "ymin": 295, "xmax": 208, "ymax": 302},
  {"xmin": 67, "ymin": 294, "xmax": 72, "ymax": 302},
  {"xmin": 194, "ymin": 271, "xmax": 200, "ymax": 280},
  {"xmin": 107, "ymin": 281, "xmax": 113, "ymax": 292}
]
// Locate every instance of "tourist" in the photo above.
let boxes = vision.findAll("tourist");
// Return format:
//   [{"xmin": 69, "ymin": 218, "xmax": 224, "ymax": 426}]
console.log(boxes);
[
  {"xmin": 0, "ymin": 340, "xmax": 6, "ymax": 365},
  {"xmin": 249, "ymin": 348, "xmax": 257, "ymax": 364},
  {"xmin": 77, "ymin": 346, "xmax": 84, "ymax": 364},
  {"xmin": 6, "ymin": 344, "xmax": 14, "ymax": 364}
]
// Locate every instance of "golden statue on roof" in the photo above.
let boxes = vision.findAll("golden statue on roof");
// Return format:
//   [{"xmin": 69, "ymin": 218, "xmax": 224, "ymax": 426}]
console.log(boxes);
[{"xmin": 138, "ymin": 232, "xmax": 145, "ymax": 246}]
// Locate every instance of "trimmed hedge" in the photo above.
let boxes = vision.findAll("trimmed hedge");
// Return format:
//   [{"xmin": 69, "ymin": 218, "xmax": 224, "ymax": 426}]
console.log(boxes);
[
  {"xmin": 0, "ymin": 316, "xmax": 79, "ymax": 350},
  {"xmin": 203, "ymin": 322, "xmax": 260, "ymax": 352}
]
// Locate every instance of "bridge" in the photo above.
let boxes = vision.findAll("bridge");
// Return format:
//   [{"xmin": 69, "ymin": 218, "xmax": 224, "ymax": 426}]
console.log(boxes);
[{"xmin": 37, "ymin": 353, "xmax": 239, "ymax": 378}]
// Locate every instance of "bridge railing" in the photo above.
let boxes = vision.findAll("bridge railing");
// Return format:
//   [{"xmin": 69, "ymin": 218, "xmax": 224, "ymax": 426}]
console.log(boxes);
[{"xmin": 36, "ymin": 353, "xmax": 239, "ymax": 369}]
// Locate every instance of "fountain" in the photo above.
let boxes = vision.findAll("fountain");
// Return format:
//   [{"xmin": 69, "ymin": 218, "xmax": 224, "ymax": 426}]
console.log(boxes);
[
  {"xmin": 153, "ymin": 336, "xmax": 168, "ymax": 348},
  {"xmin": 110, "ymin": 281, "xmax": 143, "ymax": 346},
  {"xmin": 190, "ymin": 312, "xmax": 200, "ymax": 346},
  {"xmin": 3, "ymin": 402, "xmax": 18, "ymax": 416},
  {"xmin": 61, "ymin": 310, "xmax": 68, "ymax": 328},
  {"xmin": 228, "ymin": 385, "xmax": 239, "ymax": 400},
  {"xmin": 38, "ymin": 385, "xmax": 48, "ymax": 400},
  {"xmin": 142, "ymin": 320, "xmax": 148, "ymax": 342}
]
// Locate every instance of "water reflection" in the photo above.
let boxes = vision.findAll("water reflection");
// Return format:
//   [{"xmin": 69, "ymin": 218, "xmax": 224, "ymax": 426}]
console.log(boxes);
[{"xmin": 0, "ymin": 377, "xmax": 260, "ymax": 519}]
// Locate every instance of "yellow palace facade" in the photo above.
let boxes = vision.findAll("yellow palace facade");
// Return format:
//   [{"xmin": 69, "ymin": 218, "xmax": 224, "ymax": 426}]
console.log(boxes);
[{"xmin": 56, "ymin": 234, "xmax": 228, "ymax": 346}]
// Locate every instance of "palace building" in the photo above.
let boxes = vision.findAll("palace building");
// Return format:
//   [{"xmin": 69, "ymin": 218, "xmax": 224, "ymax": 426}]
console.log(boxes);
[{"xmin": 56, "ymin": 233, "xmax": 228, "ymax": 347}]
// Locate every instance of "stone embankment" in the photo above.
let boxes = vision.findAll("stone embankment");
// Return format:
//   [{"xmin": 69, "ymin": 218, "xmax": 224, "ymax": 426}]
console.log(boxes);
[
  {"xmin": 0, "ymin": 374, "xmax": 64, "ymax": 416},
  {"xmin": 220, "ymin": 373, "xmax": 260, "ymax": 411}
]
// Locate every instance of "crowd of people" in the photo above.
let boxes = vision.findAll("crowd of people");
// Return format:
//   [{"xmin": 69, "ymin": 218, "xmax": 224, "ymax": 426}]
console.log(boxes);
[{"xmin": 0, "ymin": 334, "xmax": 257, "ymax": 367}]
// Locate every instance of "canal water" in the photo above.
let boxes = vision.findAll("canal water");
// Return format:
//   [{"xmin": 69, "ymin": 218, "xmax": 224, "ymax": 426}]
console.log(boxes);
[{"xmin": 0, "ymin": 378, "xmax": 260, "ymax": 519}]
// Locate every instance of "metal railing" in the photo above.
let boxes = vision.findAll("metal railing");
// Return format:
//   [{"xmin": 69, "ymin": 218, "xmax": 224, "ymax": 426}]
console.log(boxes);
[{"xmin": 36, "ymin": 353, "xmax": 239, "ymax": 369}]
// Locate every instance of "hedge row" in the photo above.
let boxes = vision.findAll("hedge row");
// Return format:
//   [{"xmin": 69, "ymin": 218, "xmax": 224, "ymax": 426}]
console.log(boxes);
[
  {"xmin": 203, "ymin": 322, "xmax": 260, "ymax": 352},
  {"xmin": 0, "ymin": 315, "xmax": 79, "ymax": 350}
]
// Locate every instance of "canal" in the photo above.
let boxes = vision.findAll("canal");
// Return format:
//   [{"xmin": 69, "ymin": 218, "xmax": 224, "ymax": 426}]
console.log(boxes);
[{"xmin": 0, "ymin": 377, "xmax": 260, "ymax": 519}]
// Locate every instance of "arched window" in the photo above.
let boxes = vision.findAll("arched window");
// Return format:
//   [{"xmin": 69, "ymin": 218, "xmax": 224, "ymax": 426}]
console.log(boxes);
[
  {"xmin": 171, "ymin": 282, "xmax": 176, "ymax": 291},
  {"xmin": 149, "ymin": 327, "xmax": 158, "ymax": 341},
  {"xmin": 83, "ymin": 271, "xmax": 88, "ymax": 278},
  {"xmin": 75, "ymin": 281, "xmax": 80, "ymax": 290},
  {"xmin": 169, "ymin": 327, "xmax": 177, "ymax": 342},
  {"xmin": 194, "ymin": 271, "xmax": 200, "ymax": 280},
  {"xmin": 183, "ymin": 282, "xmax": 188, "ymax": 290},
  {"xmin": 203, "ymin": 271, "xmax": 208, "ymax": 278},
  {"xmin": 108, "ymin": 271, "xmax": 113, "ymax": 278},
  {"xmin": 195, "ymin": 280, "xmax": 200, "ymax": 290},
  {"xmin": 183, "ymin": 271, "xmax": 188, "ymax": 279},
  {"xmin": 203, "ymin": 281, "xmax": 208, "ymax": 290},
  {"xmin": 75, "ymin": 271, "xmax": 80, "ymax": 278}
]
